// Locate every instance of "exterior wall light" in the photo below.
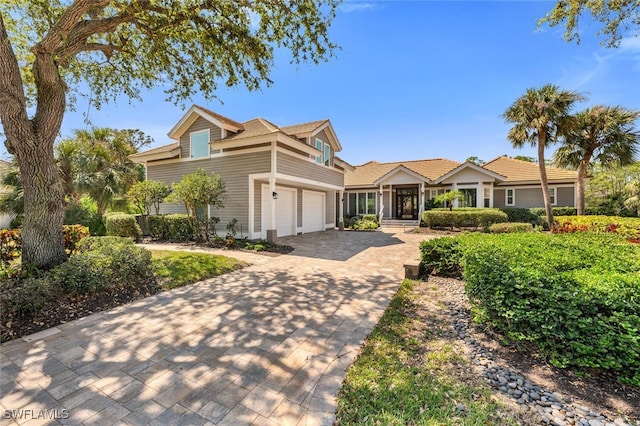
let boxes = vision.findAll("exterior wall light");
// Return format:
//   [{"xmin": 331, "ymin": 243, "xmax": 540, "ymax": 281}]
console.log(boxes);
[{"xmin": 272, "ymin": 191, "xmax": 278, "ymax": 199}]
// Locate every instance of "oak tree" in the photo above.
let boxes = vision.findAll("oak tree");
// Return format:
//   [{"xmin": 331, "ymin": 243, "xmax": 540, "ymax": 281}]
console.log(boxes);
[{"xmin": 0, "ymin": 0, "xmax": 338, "ymax": 269}]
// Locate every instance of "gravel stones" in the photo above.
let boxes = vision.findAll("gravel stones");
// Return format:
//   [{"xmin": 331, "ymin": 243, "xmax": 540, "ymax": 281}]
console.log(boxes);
[{"xmin": 428, "ymin": 276, "xmax": 638, "ymax": 426}]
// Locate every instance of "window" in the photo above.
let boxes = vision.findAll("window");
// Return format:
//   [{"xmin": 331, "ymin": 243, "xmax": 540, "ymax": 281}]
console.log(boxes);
[
  {"xmin": 346, "ymin": 192, "xmax": 378, "ymax": 216},
  {"xmin": 315, "ymin": 139, "xmax": 323, "ymax": 164},
  {"xmin": 190, "ymin": 130, "xmax": 210, "ymax": 158},
  {"xmin": 506, "ymin": 189, "xmax": 515, "ymax": 206},
  {"xmin": 484, "ymin": 187, "xmax": 491, "ymax": 208},
  {"xmin": 459, "ymin": 188, "xmax": 477, "ymax": 208},
  {"xmin": 324, "ymin": 143, "xmax": 331, "ymax": 167},
  {"xmin": 549, "ymin": 187, "xmax": 557, "ymax": 205}
]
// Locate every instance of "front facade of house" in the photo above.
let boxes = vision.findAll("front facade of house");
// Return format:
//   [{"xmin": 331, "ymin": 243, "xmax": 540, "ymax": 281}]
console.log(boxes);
[
  {"xmin": 131, "ymin": 105, "xmax": 352, "ymax": 240},
  {"xmin": 344, "ymin": 156, "xmax": 578, "ymax": 221}
]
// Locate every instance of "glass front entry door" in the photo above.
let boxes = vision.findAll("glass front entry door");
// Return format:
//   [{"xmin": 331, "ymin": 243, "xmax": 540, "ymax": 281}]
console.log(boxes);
[{"xmin": 396, "ymin": 187, "xmax": 418, "ymax": 220}]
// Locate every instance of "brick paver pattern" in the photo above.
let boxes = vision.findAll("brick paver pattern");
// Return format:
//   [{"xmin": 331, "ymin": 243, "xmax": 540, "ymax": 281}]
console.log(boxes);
[{"xmin": 0, "ymin": 230, "xmax": 426, "ymax": 425}]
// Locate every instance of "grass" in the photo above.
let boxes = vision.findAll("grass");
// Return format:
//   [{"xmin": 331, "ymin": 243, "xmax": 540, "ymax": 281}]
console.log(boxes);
[
  {"xmin": 150, "ymin": 250, "xmax": 247, "ymax": 289},
  {"xmin": 335, "ymin": 280, "xmax": 526, "ymax": 425}
]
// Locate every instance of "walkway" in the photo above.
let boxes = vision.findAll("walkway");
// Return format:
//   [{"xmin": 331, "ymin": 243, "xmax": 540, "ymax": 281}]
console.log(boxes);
[{"xmin": 0, "ymin": 230, "xmax": 426, "ymax": 425}]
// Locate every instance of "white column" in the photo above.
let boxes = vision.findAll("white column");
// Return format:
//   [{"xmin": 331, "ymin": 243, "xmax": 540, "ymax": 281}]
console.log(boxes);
[
  {"xmin": 489, "ymin": 183, "xmax": 494, "ymax": 208},
  {"xmin": 452, "ymin": 182, "xmax": 459, "ymax": 208},
  {"xmin": 379, "ymin": 184, "xmax": 384, "ymax": 222},
  {"xmin": 477, "ymin": 182, "xmax": 483, "ymax": 208},
  {"xmin": 419, "ymin": 181, "xmax": 425, "ymax": 217},
  {"xmin": 339, "ymin": 190, "xmax": 344, "ymax": 230}
]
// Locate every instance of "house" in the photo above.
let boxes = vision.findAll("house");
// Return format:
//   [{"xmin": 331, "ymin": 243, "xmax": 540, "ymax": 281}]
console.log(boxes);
[
  {"xmin": 344, "ymin": 156, "xmax": 578, "ymax": 222},
  {"xmin": 130, "ymin": 105, "xmax": 353, "ymax": 241}
]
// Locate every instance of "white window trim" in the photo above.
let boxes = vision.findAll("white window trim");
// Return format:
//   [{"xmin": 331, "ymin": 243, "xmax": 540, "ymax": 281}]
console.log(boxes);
[
  {"xmin": 505, "ymin": 188, "xmax": 515, "ymax": 206},
  {"xmin": 324, "ymin": 142, "xmax": 331, "ymax": 167},
  {"xmin": 315, "ymin": 139, "xmax": 323, "ymax": 164},
  {"xmin": 549, "ymin": 187, "xmax": 557, "ymax": 206},
  {"xmin": 190, "ymin": 129, "xmax": 210, "ymax": 159},
  {"xmin": 346, "ymin": 191, "xmax": 378, "ymax": 216}
]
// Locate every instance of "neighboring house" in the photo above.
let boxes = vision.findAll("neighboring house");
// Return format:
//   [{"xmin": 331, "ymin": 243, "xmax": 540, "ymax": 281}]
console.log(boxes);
[
  {"xmin": 130, "ymin": 105, "xmax": 353, "ymax": 241},
  {"xmin": 0, "ymin": 159, "xmax": 13, "ymax": 229},
  {"xmin": 344, "ymin": 156, "xmax": 578, "ymax": 221}
]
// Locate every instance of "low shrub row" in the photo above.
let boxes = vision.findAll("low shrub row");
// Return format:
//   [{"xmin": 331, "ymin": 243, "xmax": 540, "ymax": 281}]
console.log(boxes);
[
  {"xmin": 148, "ymin": 214, "xmax": 197, "ymax": 241},
  {"xmin": 553, "ymin": 215, "xmax": 640, "ymax": 239},
  {"xmin": 1, "ymin": 237, "xmax": 154, "ymax": 332},
  {"xmin": 344, "ymin": 214, "xmax": 379, "ymax": 231},
  {"xmin": 420, "ymin": 233, "xmax": 640, "ymax": 386},
  {"xmin": 487, "ymin": 222, "xmax": 539, "ymax": 234},
  {"xmin": 422, "ymin": 209, "xmax": 508, "ymax": 229},
  {"xmin": 1, "ymin": 225, "xmax": 90, "ymax": 263}
]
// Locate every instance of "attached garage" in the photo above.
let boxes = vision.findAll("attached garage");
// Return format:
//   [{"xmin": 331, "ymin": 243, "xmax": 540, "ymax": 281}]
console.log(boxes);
[
  {"xmin": 261, "ymin": 185, "xmax": 296, "ymax": 238},
  {"xmin": 302, "ymin": 190, "xmax": 325, "ymax": 233}
]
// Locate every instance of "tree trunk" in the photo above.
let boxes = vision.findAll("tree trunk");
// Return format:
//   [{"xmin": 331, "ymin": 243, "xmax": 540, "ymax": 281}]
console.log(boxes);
[
  {"xmin": 537, "ymin": 135, "xmax": 555, "ymax": 231},
  {"xmin": 576, "ymin": 162, "xmax": 588, "ymax": 216},
  {"xmin": 16, "ymin": 139, "xmax": 68, "ymax": 269},
  {"xmin": 0, "ymin": 15, "xmax": 68, "ymax": 269}
]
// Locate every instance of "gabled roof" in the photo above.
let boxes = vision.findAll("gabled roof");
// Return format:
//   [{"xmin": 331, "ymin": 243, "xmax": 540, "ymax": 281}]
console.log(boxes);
[
  {"xmin": 345, "ymin": 159, "xmax": 460, "ymax": 187},
  {"xmin": 483, "ymin": 156, "xmax": 578, "ymax": 183},
  {"xmin": 281, "ymin": 120, "xmax": 328, "ymax": 136},
  {"xmin": 224, "ymin": 118, "xmax": 280, "ymax": 140},
  {"xmin": 128, "ymin": 142, "xmax": 181, "ymax": 162},
  {"xmin": 167, "ymin": 105, "xmax": 244, "ymax": 140},
  {"xmin": 433, "ymin": 161, "xmax": 506, "ymax": 184}
]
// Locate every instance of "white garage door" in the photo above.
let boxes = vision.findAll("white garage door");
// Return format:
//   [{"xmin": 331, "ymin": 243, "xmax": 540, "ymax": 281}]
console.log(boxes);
[
  {"xmin": 303, "ymin": 190, "xmax": 325, "ymax": 233},
  {"xmin": 262, "ymin": 186, "xmax": 296, "ymax": 238}
]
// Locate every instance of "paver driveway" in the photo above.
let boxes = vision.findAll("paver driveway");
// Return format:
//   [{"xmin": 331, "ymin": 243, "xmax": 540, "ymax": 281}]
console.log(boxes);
[{"xmin": 0, "ymin": 230, "xmax": 426, "ymax": 425}]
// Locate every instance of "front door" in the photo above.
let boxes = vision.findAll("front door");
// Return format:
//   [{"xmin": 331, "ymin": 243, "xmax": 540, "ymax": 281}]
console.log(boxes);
[{"xmin": 395, "ymin": 187, "xmax": 418, "ymax": 220}]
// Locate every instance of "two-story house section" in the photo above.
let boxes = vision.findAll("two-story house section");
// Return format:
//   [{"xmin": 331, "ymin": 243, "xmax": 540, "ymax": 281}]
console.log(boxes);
[{"xmin": 130, "ymin": 105, "xmax": 353, "ymax": 241}]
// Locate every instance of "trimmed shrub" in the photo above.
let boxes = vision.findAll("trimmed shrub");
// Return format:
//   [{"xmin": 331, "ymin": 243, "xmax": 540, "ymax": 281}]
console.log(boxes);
[
  {"xmin": 105, "ymin": 213, "xmax": 142, "ymax": 241},
  {"xmin": 421, "ymin": 209, "xmax": 508, "ymax": 229},
  {"xmin": 63, "ymin": 224, "xmax": 90, "ymax": 254},
  {"xmin": 498, "ymin": 207, "xmax": 539, "ymax": 223},
  {"xmin": 53, "ymin": 236, "xmax": 153, "ymax": 295},
  {"xmin": 147, "ymin": 215, "xmax": 168, "ymax": 240},
  {"xmin": 461, "ymin": 232, "xmax": 640, "ymax": 386},
  {"xmin": 530, "ymin": 206, "xmax": 577, "ymax": 217},
  {"xmin": 487, "ymin": 222, "xmax": 538, "ymax": 233},
  {"xmin": 0, "ymin": 276, "xmax": 53, "ymax": 319},
  {"xmin": 164, "ymin": 214, "xmax": 196, "ymax": 242},
  {"xmin": 361, "ymin": 214, "xmax": 379, "ymax": 224},
  {"xmin": 419, "ymin": 237, "xmax": 462, "ymax": 278}
]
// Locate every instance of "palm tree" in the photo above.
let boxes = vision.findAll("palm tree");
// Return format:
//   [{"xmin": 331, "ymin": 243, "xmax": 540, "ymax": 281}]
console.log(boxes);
[
  {"xmin": 554, "ymin": 105, "xmax": 640, "ymax": 215},
  {"xmin": 503, "ymin": 84, "xmax": 584, "ymax": 230}
]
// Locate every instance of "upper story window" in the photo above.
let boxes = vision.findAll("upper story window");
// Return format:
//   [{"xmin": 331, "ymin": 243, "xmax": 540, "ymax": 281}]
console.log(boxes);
[
  {"xmin": 315, "ymin": 138, "xmax": 331, "ymax": 167},
  {"xmin": 190, "ymin": 129, "xmax": 210, "ymax": 158},
  {"xmin": 506, "ymin": 188, "xmax": 515, "ymax": 206}
]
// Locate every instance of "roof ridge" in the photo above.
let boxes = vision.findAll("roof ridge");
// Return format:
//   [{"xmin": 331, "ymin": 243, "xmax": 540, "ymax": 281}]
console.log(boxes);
[
  {"xmin": 193, "ymin": 104, "xmax": 245, "ymax": 129},
  {"xmin": 256, "ymin": 117, "xmax": 280, "ymax": 132},
  {"xmin": 281, "ymin": 118, "xmax": 328, "ymax": 128}
]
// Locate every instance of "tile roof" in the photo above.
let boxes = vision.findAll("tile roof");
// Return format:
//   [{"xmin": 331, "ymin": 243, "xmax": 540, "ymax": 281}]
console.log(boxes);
[
  {"xmin": 224, "ymin": 118, "xmax": 280, "ymax": 140},
  {"xmin": 345, "ymin": 159, "xmax": 461, "ymax": 186},
  {"xmin": 483, "ymin": 156, "xmax": 577, "ymax": 182},
  {"xmin": 193, "ymin": 105, "xmax": 245, "ymax": 129}
]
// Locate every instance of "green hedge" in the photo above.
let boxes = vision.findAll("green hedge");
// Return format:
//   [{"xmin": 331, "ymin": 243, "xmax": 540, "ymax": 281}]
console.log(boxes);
[
  {"xmin": 421, "ymin": 233, "xmax": 640, "ymax": 385},
  {"xmin": 498, "ymin": 207, "xmax": 540, "ymax": 223},
  {"xmin": 529, "ymin": 206, "xmax": 577, "ymax": 217},
  {"xmin": 147, "ymin": 214, "xmax": 195, "ymax": 242},
  {"xmin": 105, "ymin": 213, "xmax": 142, "ymax": 241},
  {"xmin": 419, "ymin": 237, "xmax": 462, "ymax": 277},
  {"xmin": 487, "ymin": 222, "xmax": 539, "ymax": 234},
  {"xmin": 421, "ymin": 209, "xmax": 508, "ymax": 229}
]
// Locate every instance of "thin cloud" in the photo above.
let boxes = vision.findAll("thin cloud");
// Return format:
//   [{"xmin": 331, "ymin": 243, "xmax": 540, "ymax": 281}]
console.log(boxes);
[{"xmin": 339, "ymin": 2, "xmax": 379, "ymax": 13}]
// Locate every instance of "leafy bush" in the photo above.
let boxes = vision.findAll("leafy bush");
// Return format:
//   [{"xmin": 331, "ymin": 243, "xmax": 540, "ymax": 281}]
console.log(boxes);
[
  {"xmin": 460, "ymin": 232, "xmax": 640, "ymax": 386},
  {"xmin": 487, "ymin": 222, "xmax": 538, "ymax": 233},
  {"xmin": 164, "ymin": 214, "xmax": 196, "ymax": 242},
  {"xmin": 105, "ymin": 213, "xmax": 142, "ymax": 241},
  {"xmin": 529, "ymin": 206, "xmax": 577, "ymax": 217},
  {"xmin": 553, "ymin": 215, "xmax": 640, "ymax": 238},
  {"xmin": 421, "ymin": 209, "xmax": 508, "ymax": 229},
  {"xmin": 0, "ymin": 229, "xmax": 21, "ymax": 263},
  {"xmin": 419, "ymin": 237, "xmax": 462, "ymax": 277},
  {"xmin": 53, "ymin": 236, "xmax": 153, "ymax": 295},
  {"xmin": 351, "ymin": 219, "xmax": 378, "ymax": 230},
  {"xmin": 63, "ymin": 224, "xmax": 90, "ymax": 254},
  {"xmin": 64, "ymin": 197, "xmax": 105, "ymax": 235},
  {"xmin": 361, "ymin": 214, "xmax": 378, "ymax": 224},
  {"xmin": 0, "ymin": 277, "xmax": 54, "ymax": 320},
  {"xmin": 498, "ymin": 207, "xmax": 539, "ymax": 223},
  {"xmin": 147, "ymin": 215, "xmax": 168, "ymax": 240}
]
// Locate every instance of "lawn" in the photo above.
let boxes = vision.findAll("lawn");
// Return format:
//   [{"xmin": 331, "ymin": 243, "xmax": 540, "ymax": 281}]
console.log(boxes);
[
  {"xmin": 335, "ymin": 280, "xmax": 530, "ymax": 425},
  {"xmin": 150, "ymin": 249, "xmax": 247, "ymax": 289}
]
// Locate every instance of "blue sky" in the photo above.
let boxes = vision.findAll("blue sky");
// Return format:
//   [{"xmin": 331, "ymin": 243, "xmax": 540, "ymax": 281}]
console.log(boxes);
[{"xmin": 2, "ymin": 1, "xmax": 639, "ymax": 165}]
